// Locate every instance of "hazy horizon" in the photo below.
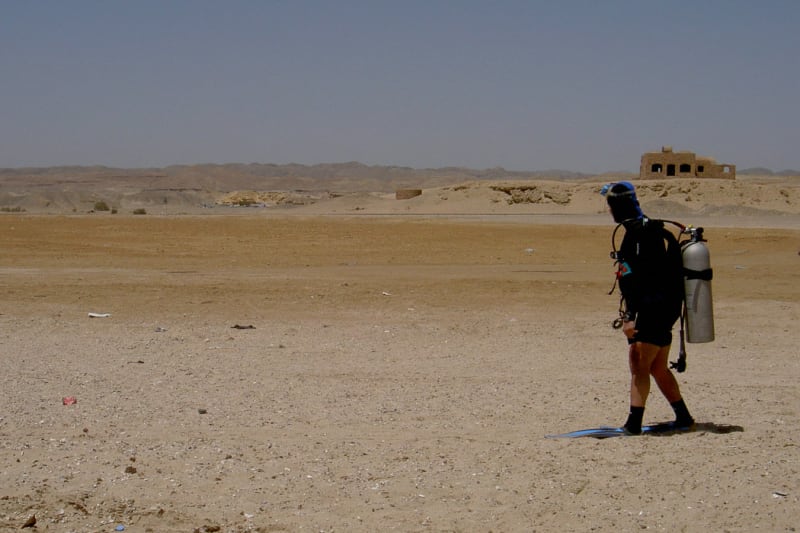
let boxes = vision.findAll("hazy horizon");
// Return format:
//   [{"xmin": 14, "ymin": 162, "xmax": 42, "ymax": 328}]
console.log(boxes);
[
  {"xmin": 2, "ymin": 160, "xmax": 798, "ymax": 177},
  {"xmin": 2, "ymin": 1, "xmax": 798, "ymax": 173}
]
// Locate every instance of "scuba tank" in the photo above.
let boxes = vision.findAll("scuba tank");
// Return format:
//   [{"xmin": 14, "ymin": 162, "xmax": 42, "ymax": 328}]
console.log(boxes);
[
  {"xmin": 681, "ymin": 226, "xmax": 714, "ymax": 343},
  {"xmin": 608, "ymin": 219, "xmax": 715, "ymax": 373}
]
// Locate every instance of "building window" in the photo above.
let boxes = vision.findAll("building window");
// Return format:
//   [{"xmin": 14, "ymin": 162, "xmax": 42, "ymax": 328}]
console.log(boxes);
[
  {"xmin": 667, "ymin": 164, "xmax": 676, "ymax": 176},
  {"xmin": 651, "ymin": 163, "xmax": 663, "ymax": 173},
  {"xmin": 697, "ymin": 165, "xmax": 704, "ymax": 173},
  {"xmin": 680, "ymin": 163, "xmax": 691, "ymax": 173}
]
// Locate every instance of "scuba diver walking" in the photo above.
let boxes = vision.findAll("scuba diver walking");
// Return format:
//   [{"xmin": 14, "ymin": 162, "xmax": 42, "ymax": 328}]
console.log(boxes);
[{"xmin": 602, "ymin": 181, "xmax": 696, "ymax": 435}]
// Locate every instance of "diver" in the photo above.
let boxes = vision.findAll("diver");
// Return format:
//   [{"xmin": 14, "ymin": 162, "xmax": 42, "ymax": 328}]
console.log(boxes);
[{"xmin": 602, "ymin": 181, "xmax": 695, "ymax": 435}]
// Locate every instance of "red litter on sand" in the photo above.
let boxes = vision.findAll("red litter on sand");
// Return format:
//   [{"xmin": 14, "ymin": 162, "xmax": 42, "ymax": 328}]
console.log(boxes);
[{"xmin": 62, "ymin": 396, "xmax": 77, "ymax": 406}]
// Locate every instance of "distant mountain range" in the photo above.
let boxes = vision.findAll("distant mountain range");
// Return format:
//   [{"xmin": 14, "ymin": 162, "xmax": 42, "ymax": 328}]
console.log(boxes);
[
  {"xmin": 3, "ymin": 161, "xmax": 796, "ymax": 179},
  {"xmin": 2, "ymin": 162, "xmax": 796, "ymax": 192},
  {"xmin": 738, "ymin": 167, "xmax": 800, "ymax": 176},
  {"xmin": 0, "ymin": 162, "xmax": 605, "ymax": 193}
]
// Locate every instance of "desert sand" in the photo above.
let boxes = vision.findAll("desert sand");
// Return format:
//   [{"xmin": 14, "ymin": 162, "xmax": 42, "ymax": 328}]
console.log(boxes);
[{"xmin": 1, "ymin": 177, "xmax": 799, "ymax": 532}]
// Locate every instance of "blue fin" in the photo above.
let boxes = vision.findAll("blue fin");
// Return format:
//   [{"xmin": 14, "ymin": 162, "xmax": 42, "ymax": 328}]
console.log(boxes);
[
  {"xmin": 546, "ymin": 426, "xmax": 626, "ymax": 439},
  {"xmin": 547, "ymin": 422, "xmax": 696, "ymax": 439}
]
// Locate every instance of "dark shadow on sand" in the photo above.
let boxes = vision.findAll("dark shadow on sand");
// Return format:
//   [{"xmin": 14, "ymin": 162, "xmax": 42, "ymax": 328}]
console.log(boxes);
[
  {"xmin": 695, "ymin": 422, "xmax": 744, "ymax": 434},
  {"xmin": 646, "ymin": 421, "xmax": 744, "ymax": 437}
]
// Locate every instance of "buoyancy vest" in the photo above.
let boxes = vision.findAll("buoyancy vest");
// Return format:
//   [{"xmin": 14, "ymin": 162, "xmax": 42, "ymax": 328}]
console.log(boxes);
[{"xmin": 613, "ymin": 217, "xmax": 684, "ymax": 321}]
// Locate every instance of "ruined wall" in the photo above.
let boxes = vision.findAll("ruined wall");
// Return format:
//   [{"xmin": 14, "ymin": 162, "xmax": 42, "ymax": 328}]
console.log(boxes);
[{"xmin": 640, "ymin": 146, "xmax": 735, "ymax": 179}]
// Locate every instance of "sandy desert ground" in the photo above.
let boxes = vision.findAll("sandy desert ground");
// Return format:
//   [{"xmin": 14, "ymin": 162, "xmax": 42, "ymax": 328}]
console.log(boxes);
[{"xmin": 1, "ymin": 177, "xmax": 799, "ymax": 532}]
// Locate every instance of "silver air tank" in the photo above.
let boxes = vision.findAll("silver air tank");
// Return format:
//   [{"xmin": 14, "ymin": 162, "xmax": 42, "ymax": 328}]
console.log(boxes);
[{"xmin": 682, "ymin": 227, "xmax": 714, "ymax": 343}]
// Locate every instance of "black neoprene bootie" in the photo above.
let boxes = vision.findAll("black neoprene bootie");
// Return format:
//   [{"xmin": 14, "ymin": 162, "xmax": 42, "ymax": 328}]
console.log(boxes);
[
  {"xmin": 624, "ymin": 406, "xmax": 645, "ymax": 435},
  {"xmin": 670, "ymin": 399, "xmax": 695, "ymax": 428}
]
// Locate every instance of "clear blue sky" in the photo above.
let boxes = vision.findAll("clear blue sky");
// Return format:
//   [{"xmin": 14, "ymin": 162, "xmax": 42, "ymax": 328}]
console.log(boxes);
[{"xmin": 1, "ymin": 1, "xmax": 798, "ymax": 173}]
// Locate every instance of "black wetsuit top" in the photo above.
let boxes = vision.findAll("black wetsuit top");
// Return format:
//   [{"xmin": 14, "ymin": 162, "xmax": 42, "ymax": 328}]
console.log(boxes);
[{"xmin": 617, "ymin": 217, "xmax": 683, "ymax": 346}]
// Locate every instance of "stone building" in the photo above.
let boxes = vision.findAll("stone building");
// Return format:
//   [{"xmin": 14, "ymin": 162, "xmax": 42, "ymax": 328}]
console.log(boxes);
[{"xmin": 640, "ymin": 146, "xmax": 735, "ymax": 179}]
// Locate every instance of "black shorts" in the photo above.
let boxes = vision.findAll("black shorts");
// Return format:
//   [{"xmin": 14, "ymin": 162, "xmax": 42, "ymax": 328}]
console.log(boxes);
[{"xmin": 629, "ymin": 309, "xmax": 679, "ymax": 347}]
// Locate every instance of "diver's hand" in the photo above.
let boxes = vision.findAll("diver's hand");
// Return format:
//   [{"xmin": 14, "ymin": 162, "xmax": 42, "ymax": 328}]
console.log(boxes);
[{"xmin": 622, "ymin": 320, "xmax": 637, "ymax": 339}]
